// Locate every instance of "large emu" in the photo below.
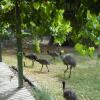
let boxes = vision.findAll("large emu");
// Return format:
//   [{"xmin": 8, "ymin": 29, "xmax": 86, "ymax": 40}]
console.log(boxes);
[
  {"xmin": 62, "ymin": 80, "xmax": 77, "ymax": 100},
  {"xmin": 36, "ymin": 58, "xmax": 50, "ymax": 72},
  {"xmin": 60, "ymin": 53, "xmax": 76, "ymax": 78},
  {"xmin": 47, "ymin": 50, "xmax": 59, "ymax": 62},
  {"xmin": 23, "ymin": 52, "xmax": 38, "ymax": 66}
]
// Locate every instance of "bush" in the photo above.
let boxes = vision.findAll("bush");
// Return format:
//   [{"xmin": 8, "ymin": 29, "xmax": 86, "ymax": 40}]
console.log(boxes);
[{"xmin": 32, "ymin": 87, "xmax": 55, "ymax": 100}]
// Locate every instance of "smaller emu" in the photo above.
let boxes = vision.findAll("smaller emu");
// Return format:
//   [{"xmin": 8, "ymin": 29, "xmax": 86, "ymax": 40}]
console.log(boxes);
[
  {"xmin": 60, "ymin": 53, "xmax": 76, "ymax": 78},
  {"xmin": 23, "ymin": 52, "xmax": 38, "ymax": 66},
  {"xmin": 47, "ymin": 50, "xmax": 59, "ymax": 62},
  {"xmin": 62, "ymin": 80, "xmax": 77, "ymax": 100},
  {"xmin": 36, "ymin": 58, "xmax": 50, "ymax": 72}
]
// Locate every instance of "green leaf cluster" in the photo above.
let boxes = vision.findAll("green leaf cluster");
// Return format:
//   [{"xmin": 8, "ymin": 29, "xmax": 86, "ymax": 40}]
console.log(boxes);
[
  {"xmin": 50, "ymin": 9, "xmax": 72, "ymax": 45},
  {"xmin": 75, "ymin": 43, "xmax": 95, "ymax": 57},
  {"xmin": 0, "ymin": 23, "xmax": 11, "ymax": 39},
  {"xmin": 32, "ymin": 39, "xmax": 41, "ymax": 53},
  {"xmin": 32, "ymin": 1, "xmax": 72, "ymax": 45},
  {"xmin": 0, "ymin": 0, "xmax": 14, "ymax": 13},
  {"xmin": 77, "ymin": 11, "xmax": 100, "ymax": 47}
]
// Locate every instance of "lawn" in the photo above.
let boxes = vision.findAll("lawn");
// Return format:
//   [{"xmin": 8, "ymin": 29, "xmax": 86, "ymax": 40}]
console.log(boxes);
[{"xmin": 2, "ymin": 48, "xmax": 100, "ymax": 100}]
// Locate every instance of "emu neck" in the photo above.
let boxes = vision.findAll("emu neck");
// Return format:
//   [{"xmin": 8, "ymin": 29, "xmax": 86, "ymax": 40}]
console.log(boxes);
[{"xmin": 62, "ymin": 81, "xmax": 65, "ymax": 91}]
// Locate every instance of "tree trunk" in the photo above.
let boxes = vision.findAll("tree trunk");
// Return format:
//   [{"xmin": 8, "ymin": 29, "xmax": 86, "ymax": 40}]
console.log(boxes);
[
  {"xmin": 15, "ymin": 0, "xmax": 23, "ymax": 88},
  {"xmin": 0, "ymin": 39, "xmax": 2, "ymax": 62}
]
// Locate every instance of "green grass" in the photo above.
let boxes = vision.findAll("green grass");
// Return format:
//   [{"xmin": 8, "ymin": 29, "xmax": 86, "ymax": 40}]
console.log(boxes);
[
  {"xmin": 2, "ymin": 49, "xmax": 100, "ymax": 100},
  {"xmin": 32, "ymin": 87, "xmax": 54, "ymax": 100},
  {"xmin": 56, "ymin": 66, "xmax": 100, "ymax": 100}
]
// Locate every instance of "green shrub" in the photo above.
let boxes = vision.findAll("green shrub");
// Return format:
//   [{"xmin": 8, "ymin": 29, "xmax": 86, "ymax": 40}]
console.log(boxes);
[{"xmin": 32, "ymin": 87, "xmax": 55, "ymax": 100}]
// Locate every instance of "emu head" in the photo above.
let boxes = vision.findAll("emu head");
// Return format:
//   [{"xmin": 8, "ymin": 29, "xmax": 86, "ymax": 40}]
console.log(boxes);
[{"xmin": 60, "ymin": 50, "xmax": 64, "ymax": 55}]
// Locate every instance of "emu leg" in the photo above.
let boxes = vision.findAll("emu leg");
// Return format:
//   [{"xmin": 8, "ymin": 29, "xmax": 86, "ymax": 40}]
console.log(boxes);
[
  {"xmin": 46, "ymin": 65, "xmax": 49, "ymax": 72},
  {"xmin": 53, "ymin": 57, "xmax": 55, "ymax": 62},
  {"xmin": 69, "ymin": 66, "xmax": 72, "ymax": 78},
  {"xmin": 23, "ymin": 61, "xmax": 26, "ymax": 67},
  {"xmin": 64, "ymin": 65, "xmax": 68, "ymax": 73},
  {"xmin": 24, "ymin": 57, "xmax": 27, "ymax": 67},
  {"xmin": 40, "ymin": 64, "xmax": 43, "ymax": 72}
]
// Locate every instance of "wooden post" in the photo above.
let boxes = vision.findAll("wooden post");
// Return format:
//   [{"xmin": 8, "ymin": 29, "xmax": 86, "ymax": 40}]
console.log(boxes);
[{"xmin": 15, "ymin": 0, "xmax": 23, "ymax": 88}]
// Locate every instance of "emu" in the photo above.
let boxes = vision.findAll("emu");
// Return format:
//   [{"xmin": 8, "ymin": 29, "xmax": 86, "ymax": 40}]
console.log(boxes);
[
  {"xmin": 60, "ymin": 53, "xmax": 76, "ymax": 78},
  {"xmin": 23, "ymin": 52, "xmax": 38, "ymax": 66},
  {"xmin": 36, "ymin": 58, "xmax": 50, "ymax": 72},
  {"xmin": 47, "ymin": 50, "xmax": 59, "ymax": 62},
  {"xmin": 62, "ymin": 80, "xmax": 77, "ymax": 100}
]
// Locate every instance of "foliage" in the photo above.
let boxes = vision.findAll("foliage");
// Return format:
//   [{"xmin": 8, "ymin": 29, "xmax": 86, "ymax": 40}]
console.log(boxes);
[
  {"xmin": 25, "ymin": 1, "xmax": 72, "ymax": 50},
  {"xmin": 50, "ymin": 9, "xmax": 72, "ymax": 45},
  {"xmin": 0, "ymin": 23, "xmax": 11, "ymax": 39},
  {"xmin": 32, "ymin": 39, "xmax": 41, "ymax": 53},
  {"xmin": 0, "ymin": 0, "xmax": 14, "ymax": 13},
  {"xmin": 27, "ymin": 1, "xmax": 72, "ymax": 45},
  {"xmin": 75, "ymin": 43, "xmax": 95, "ymax": 57},
  {"xmin": 75, "ymin": 11, "xmax": 100, "ymax": 56},
  {"xmin": 0, "ymin": 0, "xmax": 100, "ymax": 55},
  {"xmin": 32, "ymin": 87, "xmax": 54, "ymax": 100},
  {"xmin": 86, "ymin": 11, "xmax": 100, "ymax": 45},
  {"xmin": 0, "ymin": 0, "xmax": 14, "ymax": 39}
]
